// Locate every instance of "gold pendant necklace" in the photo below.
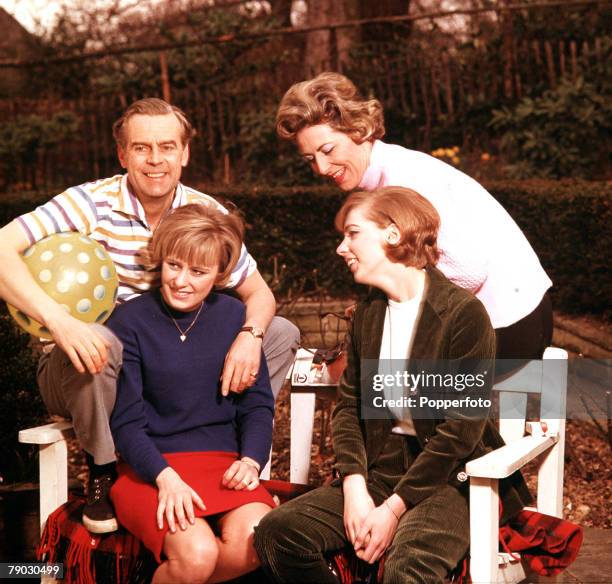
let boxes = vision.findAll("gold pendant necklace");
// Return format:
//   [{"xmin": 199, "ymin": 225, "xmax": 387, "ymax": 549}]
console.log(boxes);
[{"xmin": 161, "ymin": 297, "xmax": 205, "ymax": 342}]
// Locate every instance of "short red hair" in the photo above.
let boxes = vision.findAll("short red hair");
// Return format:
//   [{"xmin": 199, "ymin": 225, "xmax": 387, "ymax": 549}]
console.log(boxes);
[{"xmin": 335, "ymin": 187, "xmax": 440, "ymax": 268}]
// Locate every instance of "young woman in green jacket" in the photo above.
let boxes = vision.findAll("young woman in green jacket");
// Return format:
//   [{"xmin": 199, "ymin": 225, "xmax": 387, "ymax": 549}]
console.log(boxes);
[{"xmin": 254, "ymin": 186, "xmax": 529, "ymax": 584}]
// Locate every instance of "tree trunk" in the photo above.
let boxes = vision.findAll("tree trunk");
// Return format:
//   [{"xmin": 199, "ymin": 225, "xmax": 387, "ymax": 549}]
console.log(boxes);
[
  {"xmin": 304, "ymin": 0, "xmax": 346, "ymax": 77},
  {"xmin": 303, "ymin": 0, "xmax": 412, "ymax": 75},
  {"xmin": 360, "ymin": 0, "xmax": 412, "ymax": 43},
  {"xmin": 269, "ymin": 0, "xmax": 293, "ymax": 26}
]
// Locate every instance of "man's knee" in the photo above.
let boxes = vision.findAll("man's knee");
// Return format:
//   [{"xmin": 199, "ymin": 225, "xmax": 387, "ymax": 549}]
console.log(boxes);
[
  {"xmin": 56, "ymin": 326, "xmax": 123, "ymax": 413},
  {"xmin": 265, "ymin": 317, "xmax": 300, "ymax": 353},
  {"xmin": 92, "ymin": 324, "xmax": 123, "ymax": 368}
]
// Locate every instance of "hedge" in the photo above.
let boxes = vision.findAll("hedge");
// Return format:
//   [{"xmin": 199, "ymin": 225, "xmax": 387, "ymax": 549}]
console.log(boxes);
[
  {"xmin": 482, "ymin": 180, "xmax": 610, "ymax": 318},
  {"xmin": 0, "ymin": 179, "xmax": 609, "ymax": 317},
  {"xmin": 214, "ymin": 180, "xmax": 611, "ymax": 318}
]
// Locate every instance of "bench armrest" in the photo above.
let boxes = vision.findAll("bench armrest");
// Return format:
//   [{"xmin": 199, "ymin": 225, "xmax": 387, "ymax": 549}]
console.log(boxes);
[
  {"xmin": 466, "ymin": 434, "xmax": 558, "ymax": 478},
  {"xmin": 19, "ymin": 421, "xmax": 75, "ymax": 445}
]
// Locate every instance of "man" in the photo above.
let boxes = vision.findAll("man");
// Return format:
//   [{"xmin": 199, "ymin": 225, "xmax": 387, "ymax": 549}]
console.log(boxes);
[{"xmin": 0, "ymin": 98, "xmax": 299, "ymax": 533}]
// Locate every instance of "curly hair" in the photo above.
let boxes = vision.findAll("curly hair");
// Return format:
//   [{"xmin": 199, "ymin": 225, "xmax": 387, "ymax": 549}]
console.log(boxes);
[
  {"xmin": 335, "ymin": 187, "xmax": 440, "ymax": 269},
  {"xmin": 112, "ymin": 98, "xmax": 196, "ymax": 148},
  {"xmin": 143, "ymin": 204, "xmax": 244, "ymax": 288},
  {"xmin": 276, "ymin": 72, "xmax": 385, "ymax": 143}
]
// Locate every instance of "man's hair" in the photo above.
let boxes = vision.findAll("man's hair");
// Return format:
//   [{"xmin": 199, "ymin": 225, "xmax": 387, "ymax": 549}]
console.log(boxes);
[
  {"xmin": 335, "ymin": 186, "xmax": 440, "ymax": 269},
  {"xmin": 144, "ymin": 204, "xmax": 244, "ymax": 288},
  {"xmin": 276, "ymin": 72, "xmax": 385, "ymax": 143},
  {"xmin": 112, "ymin": 98, "xmax": 196, "ymax": 148}
]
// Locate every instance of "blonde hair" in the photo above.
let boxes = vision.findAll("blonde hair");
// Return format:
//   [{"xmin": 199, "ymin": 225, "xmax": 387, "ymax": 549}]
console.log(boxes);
[
  {"xmin": 276, "ymin": 72, "xmax": 385, "ymax": 143},
  {"xmin": 112, "ymin": 98, "xmax": 196, "ymax": 148},
  {"xmin": 144, "ymin": 204, "xmax": 244, "ymax": 288},
  {"xmin": 335, "ymin": 187, "xmax": 440, "ymax": 268}
]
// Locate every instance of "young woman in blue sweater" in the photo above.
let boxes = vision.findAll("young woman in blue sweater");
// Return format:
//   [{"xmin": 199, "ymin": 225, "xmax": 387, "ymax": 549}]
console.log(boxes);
[{"xmin": 108, "ymin": 204, "xmax": 275, "ymax": 583}]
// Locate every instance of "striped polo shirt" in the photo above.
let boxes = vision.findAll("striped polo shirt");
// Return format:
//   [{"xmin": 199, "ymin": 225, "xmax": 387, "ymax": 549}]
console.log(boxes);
[{"xmin": 16, "ymin": 174, "xmax": 257, "ymax": 303}]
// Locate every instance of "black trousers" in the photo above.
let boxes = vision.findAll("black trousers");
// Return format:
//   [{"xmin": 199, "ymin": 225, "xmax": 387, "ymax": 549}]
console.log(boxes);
[
  {"xmin": 494, "ymin": 292, "xmax": 553, "ymax": 378},
  {"xmin": 254, "ymin": 435, "xmax": 470, "ymax": 584}
]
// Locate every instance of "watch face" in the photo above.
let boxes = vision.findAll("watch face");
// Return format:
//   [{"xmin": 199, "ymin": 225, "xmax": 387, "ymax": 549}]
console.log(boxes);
[{"xmin": 242, "ymin": 326, "xmax": 264, "ymax": 338}]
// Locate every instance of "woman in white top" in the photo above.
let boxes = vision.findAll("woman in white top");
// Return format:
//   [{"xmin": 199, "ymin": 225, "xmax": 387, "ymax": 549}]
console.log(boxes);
[{"xmin": 276, "ymin": 72, "xmax": 553, "ymax": 360}]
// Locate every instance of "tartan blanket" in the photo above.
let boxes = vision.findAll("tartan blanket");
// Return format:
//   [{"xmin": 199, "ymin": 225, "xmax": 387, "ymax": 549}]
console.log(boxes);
[
  {"xmin": 37, "ymin": 495, "xmax": 155, "ymax": 584},
  {"xmin": 499, "ymin": 509, "xmax": 584, "ymax": 577},
  {"xmin": 36, "ymin": 481, "xmax": 311, "ymax": 584},
  {"xmin": 38, "ymin": 481, "xmax": 582, "ymax": 583}
]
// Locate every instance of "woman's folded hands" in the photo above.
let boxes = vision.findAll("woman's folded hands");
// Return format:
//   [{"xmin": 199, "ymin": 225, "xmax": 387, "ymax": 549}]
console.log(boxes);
[
  {"xmin": 353, "ymin": 499, "xmax": 402, "ymax": 564},
  {"xmin": 343, "ymin": 475, "xmax": 407, "ymax": 564},
  {"xmin": 342, "ymin": 474, "xmax": 375, "ymax": 546}
]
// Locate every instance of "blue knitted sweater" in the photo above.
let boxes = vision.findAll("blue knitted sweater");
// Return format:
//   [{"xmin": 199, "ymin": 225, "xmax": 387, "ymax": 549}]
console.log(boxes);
[{"xmin": 108, "ymin": 290, "xmax": 274, "ymax": 483}]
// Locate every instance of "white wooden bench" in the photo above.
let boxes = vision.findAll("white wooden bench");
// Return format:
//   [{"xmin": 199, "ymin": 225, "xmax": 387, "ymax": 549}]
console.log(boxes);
[
  {"xmin": 18, "ymin": 419, "xmax": 76, "ymax": 535},
  {"xmin": 19, "ymin": 347, "xmax": 568, "ymax": 584},
  {"xmin": 467, "ymin": 347, "xmax": 568, "ymax": 583},
  {"xmin": 289, "ymin": 347, "xmax": 339, "ymax": 483}
]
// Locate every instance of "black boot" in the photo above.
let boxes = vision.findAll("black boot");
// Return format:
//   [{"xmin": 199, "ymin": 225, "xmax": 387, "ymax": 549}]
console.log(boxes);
[{"xmin": 82, "ymin": 453, "xmax": 118, "ymax": 534}]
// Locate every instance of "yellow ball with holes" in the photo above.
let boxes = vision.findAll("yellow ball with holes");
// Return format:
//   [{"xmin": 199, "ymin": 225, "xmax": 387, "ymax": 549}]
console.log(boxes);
[{"xmin": 8, "ymin": 232, "xmax": 119, "ymax": 339}]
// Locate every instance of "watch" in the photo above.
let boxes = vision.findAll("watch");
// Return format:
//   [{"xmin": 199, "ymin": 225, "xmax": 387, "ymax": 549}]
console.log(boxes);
[{"xmin": 239, "ymin": 326, "xmax": 264, "ymax": 340}]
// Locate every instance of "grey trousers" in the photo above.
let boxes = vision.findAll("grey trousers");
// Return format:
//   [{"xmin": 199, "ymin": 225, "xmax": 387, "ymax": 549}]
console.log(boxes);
[
  {"xmin": 37, "ymin": 316, "xmax": 300, "ymax": 465},
  {"xmin": 254, "ymin": 434, "xmax": 470, "ymax": 584}
]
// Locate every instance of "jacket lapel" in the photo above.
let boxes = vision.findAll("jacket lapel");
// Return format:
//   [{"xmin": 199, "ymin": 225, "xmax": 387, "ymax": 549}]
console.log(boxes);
[
  {"xmin": 360, "ymin": 293, "xmax": 387, "ymax": 360},
  {"xmin": 359, "ymin": 293, "xmax": 393, "ymax": 459},
  {"xmin": 410, "ymin": 267, "xmax": 448, "ymax": 359}
]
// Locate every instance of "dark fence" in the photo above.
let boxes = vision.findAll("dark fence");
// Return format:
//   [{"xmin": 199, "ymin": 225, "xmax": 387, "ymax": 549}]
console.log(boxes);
[{"xmin": 0, "ymin": 29, "xmax": 608, "ymax": 190}]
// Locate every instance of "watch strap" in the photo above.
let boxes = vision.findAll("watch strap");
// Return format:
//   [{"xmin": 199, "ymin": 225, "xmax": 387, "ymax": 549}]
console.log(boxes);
[{"xmin": 239, "ymin": 326, "xmax": 264, "ymax": 339}]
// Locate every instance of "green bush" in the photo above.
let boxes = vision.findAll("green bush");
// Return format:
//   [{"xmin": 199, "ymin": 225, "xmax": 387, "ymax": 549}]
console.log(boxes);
[
  {"xmin": 213, "ymin": 180, "xmax": 611, "ymax": 317},
  {"xmin": 0, "ymin": 192, "xmax": 49, "ymax": 226},
  {"xmin": 490, "ymin": 77, "xmax": 611, "ymax": 179},
  {"xmin": 0, "ymin": 112, "xmax": 81, "ymax": 189},
  {"xmin": 486, "ymin": 179, "xmax": 610, "ymax": 317},
  {"xmin": 234, "ymin": 106, "xmax": 315, "ymax": 187},
  {"xmin": 213, "ymin": 186, "xmax": 354, "ymax": 296}
]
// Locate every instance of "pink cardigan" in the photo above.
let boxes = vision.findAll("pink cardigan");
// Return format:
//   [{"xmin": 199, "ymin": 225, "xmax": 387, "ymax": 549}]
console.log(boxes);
[{"xmin": 359, "ymin": 141, "xmax": 551, "ymax": 328}]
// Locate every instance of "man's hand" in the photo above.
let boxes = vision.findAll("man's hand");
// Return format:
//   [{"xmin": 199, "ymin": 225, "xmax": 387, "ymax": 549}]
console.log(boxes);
[
  {"xmin": 155, "ymin": 467, "xmax": 206, "ymax": 533},
  {"xmin": 46, "ymin": 308, "xmax": 111, "ymax": 375},
  {"xmin": 221, "ymin": 458, "xmax": 260, "ymax": 491},
  {"xmin": 220, "ymin": 332, "xmax": 262, "ymax": 396},
  {"xmin": 353, "ymin": 503, "xmax": 399, "ymax": 564},
  {"xmin": 342, "ymin": 474, "xmax": 375, "ymax": 545},
  {"xmin": 228, "ymin": 269, "xmax": 275, "ymax": 396},
  {"xmin": 0, "ymin": 221, "xmax": 110, "ymax": 375}
]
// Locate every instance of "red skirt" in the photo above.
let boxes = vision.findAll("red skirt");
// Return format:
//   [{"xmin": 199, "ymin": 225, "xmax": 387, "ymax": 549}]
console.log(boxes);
[{"xmin": 110, "ymin": 451, "xmax": 275, "ymax": 563}]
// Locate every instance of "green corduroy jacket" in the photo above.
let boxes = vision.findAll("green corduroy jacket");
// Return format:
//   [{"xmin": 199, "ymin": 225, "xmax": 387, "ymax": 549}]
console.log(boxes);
[{"xmin": 331, "ymin": 265, "xmax": 531, "ymax": 522}]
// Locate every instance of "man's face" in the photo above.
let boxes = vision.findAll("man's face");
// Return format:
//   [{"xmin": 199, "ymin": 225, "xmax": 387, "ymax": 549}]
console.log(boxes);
[{"xmin": 117, "ymin": 113, "xmax": 189, "ymax": 206}]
